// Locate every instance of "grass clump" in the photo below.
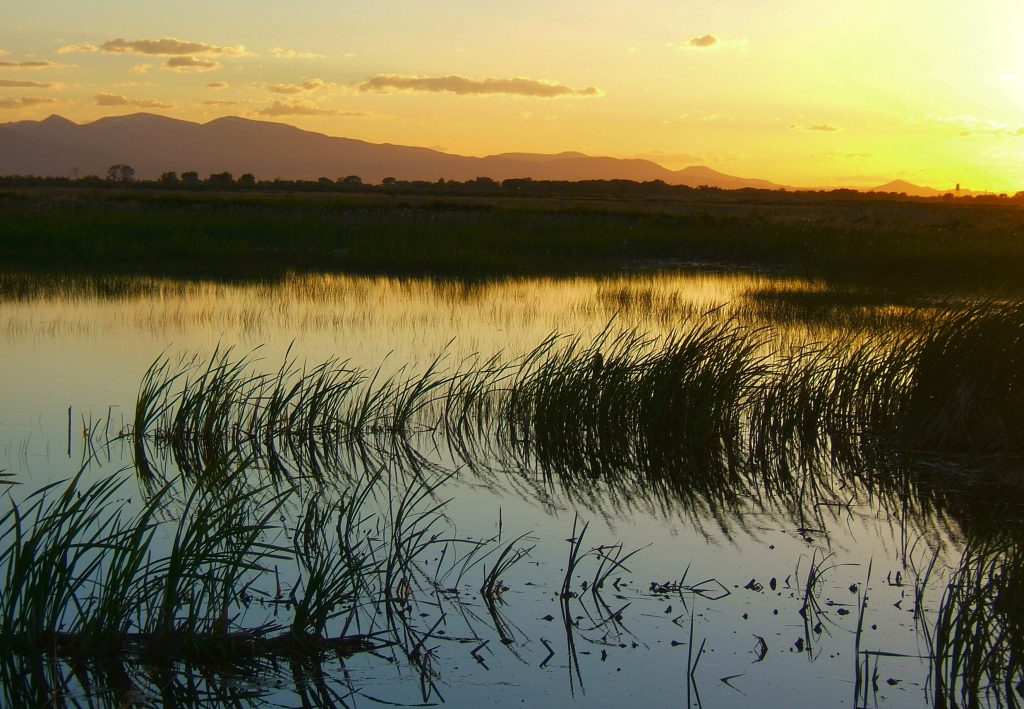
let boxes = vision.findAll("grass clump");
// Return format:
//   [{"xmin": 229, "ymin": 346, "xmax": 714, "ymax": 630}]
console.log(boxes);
[
  {"xmin": 130, "ymin": 302, "xmax": 1024, "ymax": 532},
  {"xmin": 0, "ymin": 458, "xmax": 456, "ymax": 671},
  {"xmin": 931, "ymin": 539, "xmax": 1024, "ymax": 707}
]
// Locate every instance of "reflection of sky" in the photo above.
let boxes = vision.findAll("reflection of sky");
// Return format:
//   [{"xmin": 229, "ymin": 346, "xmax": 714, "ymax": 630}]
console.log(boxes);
[
  {"xmin": 0, "ymin": 269, "xmax": 816, "ymax": 429},
  {"xmin": 0, "ymin": 270, "xmax": 977, "ymax": 706}
]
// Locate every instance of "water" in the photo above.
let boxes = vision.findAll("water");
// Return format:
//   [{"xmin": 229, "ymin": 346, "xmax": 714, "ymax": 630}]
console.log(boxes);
[{"xmin": 0, "ymin": 269, "xmax": 1011, "ymax": 707}]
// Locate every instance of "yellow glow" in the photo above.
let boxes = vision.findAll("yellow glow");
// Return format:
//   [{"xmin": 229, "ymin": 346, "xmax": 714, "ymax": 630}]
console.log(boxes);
[{"xmin": 0, "ymin": 0, "xmax": 1020, "ymax": 191}]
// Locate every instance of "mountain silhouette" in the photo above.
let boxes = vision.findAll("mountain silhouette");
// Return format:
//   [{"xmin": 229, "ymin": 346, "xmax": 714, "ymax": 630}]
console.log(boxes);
[
  {"xmin": 1, "ymin": 112, "xmax": 787, "ymax": 188},
  {"xmin": 868, "ymin": 179, "xmax": 943, "ymax": 197}
]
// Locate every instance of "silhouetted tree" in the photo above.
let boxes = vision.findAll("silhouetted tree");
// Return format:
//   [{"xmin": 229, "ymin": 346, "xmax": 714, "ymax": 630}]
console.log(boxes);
[
  {"xmin": 238, "ymin": 173, "xmax": 256, "ymax": 187},
  {"xmin": 106, "ymin": 164, "xmax": 135, "ymax": 183},
  {"xmin": 207, "ymin": 172, "xmax": 234, "ymax": 186},
  {"xmin": 181, "ymin": 171, "xmax": 200, "ymax": 186},
  {"xmin": 382, "ymin": 177, "xmax": 397, "ymax": 186},
  {"xmin": 159, "ymin": 171, "xmax": 179, "ymax": 186},
  {"xmin": 341, "ymin": 175, "xmax": 362, "ymax": 185}
]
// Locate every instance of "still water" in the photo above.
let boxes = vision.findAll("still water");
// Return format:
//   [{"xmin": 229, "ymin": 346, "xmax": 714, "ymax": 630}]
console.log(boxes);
[{"xmin": 0, "ymin": 269, "xmax": 1004, "ymax": 707}]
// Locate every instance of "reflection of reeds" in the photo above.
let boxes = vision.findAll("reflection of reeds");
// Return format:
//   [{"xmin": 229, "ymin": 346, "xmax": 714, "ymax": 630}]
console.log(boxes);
[
  {"xmin": 132, "ymin": 303, "xmax": 1024, "ymax": 529},
  {"xmin": 0, "ymin": 460, "xmax": 451, "ymax": 673}
]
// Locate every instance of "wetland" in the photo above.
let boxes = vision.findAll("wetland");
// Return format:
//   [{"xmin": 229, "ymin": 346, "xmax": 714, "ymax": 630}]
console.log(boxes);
[{"xmin": 1, "ymin": 189, "xmax": 1023, "ymax": 708}]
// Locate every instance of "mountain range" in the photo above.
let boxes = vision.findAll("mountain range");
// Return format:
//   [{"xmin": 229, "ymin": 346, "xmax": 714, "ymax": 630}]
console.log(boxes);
[
  {"xmin": 0, "ymin": 112, "xmax": 941, "ymax": 194},
  {"xmin": 0, "ymin": 113, "xmax": 783, "ymax": 188}
]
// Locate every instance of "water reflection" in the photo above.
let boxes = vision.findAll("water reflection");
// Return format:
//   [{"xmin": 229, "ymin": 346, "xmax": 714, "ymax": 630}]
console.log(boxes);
[
  {"xmin": 0, "ymin": 269, "xmax": 929, "ymax": 350},
  {"xmin": 3, "ymin": 269, "xmax": 1024, "ymax": 707}
]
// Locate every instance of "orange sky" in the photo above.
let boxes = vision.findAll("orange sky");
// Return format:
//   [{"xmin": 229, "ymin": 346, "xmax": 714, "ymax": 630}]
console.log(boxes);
[{"xmin": 1, "ymin": 0, "xmax": 1022, "ymax": 191}]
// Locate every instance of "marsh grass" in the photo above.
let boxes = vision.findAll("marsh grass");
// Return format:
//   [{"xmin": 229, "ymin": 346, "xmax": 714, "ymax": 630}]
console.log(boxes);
[
  {"xmin": 131, "ymin": 302, "xmax": 1024, "ymax": 533},
  {"xmin": 3, "ymin": 187, "xmax": 1024, "ymax": 290},
  {"xmin": 930, "ymin": 540, "xmax": 1024, "ymax": 707},
  {"xmin": 0, "ymin": 452, "xmax": 469, "ymax": 682}
]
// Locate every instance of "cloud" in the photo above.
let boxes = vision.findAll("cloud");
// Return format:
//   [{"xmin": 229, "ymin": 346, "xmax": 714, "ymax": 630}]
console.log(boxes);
[
  {"xmin": 57, "ymin": 43, "xmax": 97, "ymax": 55},
  {"xmin": 930, "ymin": 114, "xmax": 1024, "ymax": 137},
  {"xmin": 357, "ymin": 74, "xmax": 602, "ymax": 97},
  {"xmin": 671, "ymin": 35, "xmax": 746, "ymax": 51},
  {"xmin": 130, "ymin": 64, "xmax": 153, "ymax": 74},
  {"xmin": 791, "ymin": 123, "xmax": 842, "ymax": 132},
  {"xmin": 0, "ymin": 78, "xmax": 61, "ymax": 89},
  {"xmin": 163, "ymin": 56, "xmax": 221, "ymax": 72},
  {"xmin": 0, "ymin": 60, "xmax": 56, "ymax": 70},
  {"xmin": 101, "ymin": 38, "xmax": 250, "ymax": 56},
  {"xmin": 826, "ymin": 150, "xmax": 874, "ymax": 159},
  {"xmin": 206, "ymin": 81, "xmax": 229, "ymax": 89},
  {"xmin": 255, "ymin": 99, "xmax": 365, "ymax": 117},
  {"xmin": 266, "ymin": 78, "xmax": 329, "ymax": 94},
  {"xmin": 0, "ymin": 50, "xmax": 8, "ymax": 57},
  {"xmin": 94, "ymin": 92, "xmax": 172, "ymax": 108},
  {"xmin": 269, "ymin": 47, "xmax": 326, "ymax": 60},
  {"xmin": 686, "ymin": 34, "xmax": 718, "ymax": 48},
  {"xmin": 0, "ymin": 96, "xmax": 57, "ymax": 109},
  {"xmin": 202, "ymin": 99, "xmax": 239, "ymax": 106}
]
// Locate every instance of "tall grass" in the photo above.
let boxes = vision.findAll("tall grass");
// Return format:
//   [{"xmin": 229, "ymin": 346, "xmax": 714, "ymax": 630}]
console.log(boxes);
[
  {"xmin": 130, "ymin": 302, "xmax": 1024, "ymax": 532},
  {"xmin": 0, "ymin": 458, "xmax": 458, "ymax": 668},
  {"xmin": 930, "ymin": 539, "xmax": 1024, "ymax": 708},
  {"xmin": 901, "ymin": 302, "xmax": 1024, "ymax": 460},
  {"xmin": 3, "ymin": 187, "xmax": 1024, "ymax": 288}
]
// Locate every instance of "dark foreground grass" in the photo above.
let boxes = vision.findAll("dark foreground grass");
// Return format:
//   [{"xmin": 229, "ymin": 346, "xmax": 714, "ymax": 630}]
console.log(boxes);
[
  {"xmin": 2, "ymin": 186, "xmax": 1023, "ymax": 287},
  {"xmin": 930, "ymin": 539, "xmax": 1024, "ymax": 708},
  {"xmin": 0, "ymin": 460, "xmax": 453, "ymax": 678}
]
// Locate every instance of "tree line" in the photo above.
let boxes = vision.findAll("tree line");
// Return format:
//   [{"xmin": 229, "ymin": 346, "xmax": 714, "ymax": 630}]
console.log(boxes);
[{"xmin": 2, "ymin": 166, "xmax": 1021, "ymax": 205}]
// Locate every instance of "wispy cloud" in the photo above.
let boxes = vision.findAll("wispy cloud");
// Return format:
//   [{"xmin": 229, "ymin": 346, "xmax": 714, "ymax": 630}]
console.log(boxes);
[
  {"xmin": 0, "ymin": 96, "xmax": 57, "ymax": 109},
  {"xmin": 826, "ymin": 150, "xmax": 874, "ymax": 159},
  {"xmin": 0, "ymin": 50, "xmax": 8, "ymax": 57},
  {"xmin": 202, "ymin": 99, "xmax": 239, "ymax": 106},
  {"xmin": 0, "ymin": 78, "xmax": 61, "ymax": 89},
  {"xmin": 57, "ymin": 43, "xmax": 97, "ymax": 55},
  {"xmin": 163, "ymin": 56, "xmax": 221, "ymax": 73},
  {"xmin": 101, "ymin": 38, "xmax": 251, "ymax": 56},
  {"xmin": 0, "ymin": 60, "xmax": 57, "ymax": 70},
  {"xmin": 266, "ymin": 78, "xmax": 329, "ymax": 94},
  {"xmin": 130, "ymin": 64, "xmax": 153, "ymax": 74},
  {"xmin": 269, "ymin": 47, "xmax": 326, "ymax": 60},
  {"xmin": 930, "ymin": 114, "xmax": 1024, "ymax": 137},
  {"xmin": 94, "ymin": 92, "xmax": 172, "ymax": 108},
  {"xmin": 255, "ymin": 99, "xmax": 365, "ymax": 117},
  {"xmin": 357, "ymin": 74, "xmax": 602, "ymax": 97},
  {"xmin": 207, "ymin": 81, "xmax": 229, "ymax": 89},
  {"xmin": 791, "ymin": 123, "xmax": 842, "ymax": 132}
]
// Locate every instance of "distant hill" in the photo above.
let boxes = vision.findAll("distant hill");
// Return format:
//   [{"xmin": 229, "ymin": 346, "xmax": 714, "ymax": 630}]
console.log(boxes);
[
  {"xmin": 0, "ymin": 112, "xmax": 786, "ymax": 189},
  {"xmin": 869, "ymin": 179, "xmax": 944, "ymax": 197}
]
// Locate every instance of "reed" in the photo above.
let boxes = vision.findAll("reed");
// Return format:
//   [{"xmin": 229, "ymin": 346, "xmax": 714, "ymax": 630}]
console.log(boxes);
[
  {"xmin": 130, "ymin": 303, "xmax": 1024, "ymax": 531},
  {"xmin": 931, "ymin": 539, "xmax": 1024, "ymax": 707},
  {"xmin": 4, "ymin": 186, "xmax": 1024, "ymax": 290},
  {"xmin": 0, "ymin": 457, "xmax": 458, "ymax": 671}
]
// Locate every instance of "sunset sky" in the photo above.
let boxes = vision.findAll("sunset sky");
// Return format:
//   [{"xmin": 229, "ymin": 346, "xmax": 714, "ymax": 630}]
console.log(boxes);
[{"xmin": 1, "ymin": 1, "xmax": 1021, "ymax": 191}]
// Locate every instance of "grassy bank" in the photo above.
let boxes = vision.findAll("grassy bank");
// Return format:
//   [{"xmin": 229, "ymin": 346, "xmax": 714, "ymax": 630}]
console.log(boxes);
[{"xmin": 1, "ymin": 186, "xmax": 1022, "ymax": 288}]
